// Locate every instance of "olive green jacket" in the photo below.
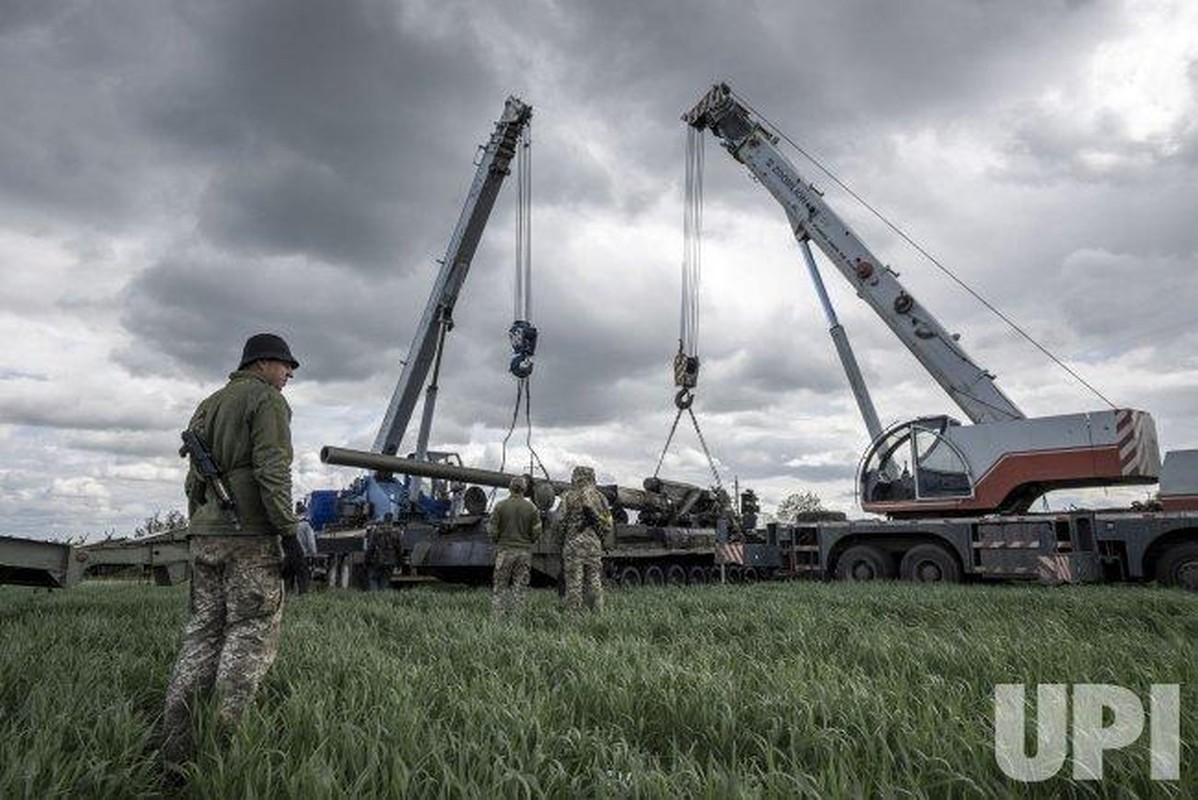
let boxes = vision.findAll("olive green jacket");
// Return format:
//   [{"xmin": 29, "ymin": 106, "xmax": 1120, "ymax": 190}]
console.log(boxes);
[
  {"xmin": 489, "ymin": 496, "xmax": 542, "ymax": 551},
  {"xmin": 185, "ymin": 370, "xmax": 297, "ymax": 538}
]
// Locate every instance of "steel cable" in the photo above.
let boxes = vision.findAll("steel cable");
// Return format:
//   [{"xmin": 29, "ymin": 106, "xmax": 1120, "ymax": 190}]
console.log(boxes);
[{"xmin": 728, "ymin": 87, "xmax": 1116, "ymax": 410}]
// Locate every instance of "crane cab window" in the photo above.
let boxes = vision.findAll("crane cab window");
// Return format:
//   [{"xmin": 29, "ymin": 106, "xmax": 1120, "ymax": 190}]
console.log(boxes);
[
  {"xmin": 912, "ymin": 423, "xmax": 972, "ymax": 499},
  {"xmin": 861, "ymin": 426, "xmax": 916, "ymax": 503},
  {"xmin": 861, "ymin": 418, "xmax": 974, "ymax": 503}
]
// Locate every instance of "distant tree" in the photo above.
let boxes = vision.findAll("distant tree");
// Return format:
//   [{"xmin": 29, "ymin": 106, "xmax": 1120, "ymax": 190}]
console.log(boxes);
[
  {"xmin": 134, "ymin": 509, "xmax": 188, "ymax": 538},
  {"xmin": 775, "ymin": 491, "xmax": 826, "ymax": 522}
]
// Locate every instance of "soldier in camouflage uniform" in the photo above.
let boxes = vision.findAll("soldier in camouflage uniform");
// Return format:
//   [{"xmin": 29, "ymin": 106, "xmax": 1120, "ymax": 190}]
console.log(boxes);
[
  {"xmin": 161, "ymin": 333, "xmax": 305, "ymax": 764},
  {"xmin": 557, "ymin": 465, "xmax": 612, "ymax": 612},
  {"xmin": 489, "ymin": 478, "xmax": 543, "ymax": 619}
]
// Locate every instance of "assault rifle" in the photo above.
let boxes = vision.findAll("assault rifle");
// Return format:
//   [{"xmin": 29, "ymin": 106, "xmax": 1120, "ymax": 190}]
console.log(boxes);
[{"xmin": 180, "ymin": 429, "xmax": 242, "ymax": 530}]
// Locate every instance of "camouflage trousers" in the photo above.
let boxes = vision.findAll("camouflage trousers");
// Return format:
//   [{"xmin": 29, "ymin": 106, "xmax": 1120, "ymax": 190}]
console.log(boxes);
[
  {"xmin": 161, "ymin": 534, "xmax": 284, "ymax": 761},
  {"xmin": 491, "ymin": 548, "xmax": 531, "ymax": 619},
  {"xmin": 563, "ymin": 530, "xmax": 604, "ymax": 612}
]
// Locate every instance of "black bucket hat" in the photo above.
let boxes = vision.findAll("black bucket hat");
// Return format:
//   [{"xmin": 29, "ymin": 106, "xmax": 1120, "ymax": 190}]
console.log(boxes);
[{"xmin": 239, "ymin": 333, "xmax": 299, "ymax": 370}]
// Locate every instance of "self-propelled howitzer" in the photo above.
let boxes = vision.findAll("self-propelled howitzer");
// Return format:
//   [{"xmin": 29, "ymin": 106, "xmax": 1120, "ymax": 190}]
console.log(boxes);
[
  {"xmin": 319, "ymin": 445, "xmax": 731, "ymax": 528},
  {"xmin": 317, "ymin": 445, "xmax": 756, "ymax": 587}
]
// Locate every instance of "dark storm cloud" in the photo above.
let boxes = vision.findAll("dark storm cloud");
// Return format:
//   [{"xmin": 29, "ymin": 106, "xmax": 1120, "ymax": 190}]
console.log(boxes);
[
  {"xmin": 141, "ymin": 0, "xmax": 504, "ymax": 270},
  {"xmin": 196, "ymin": 154, "xmax": 401, "ymax": 269},
  {"xmin": 0, "ymin": 0, "xmax": 505, "ymax": 266},
  {"xmin": 94, "ymin": 0, "xmax": 1151, "ymax": 399},
  {"xmin": 498, "ymin": 0, "xmax": 1122, "ymax": 189},
  {"xmin": 0, "ymin": 2, "xmax": 173, "ymax": 230},
  {"xmin": 117, "ymin": 251, "xmax": 417, "ymax": 382}
]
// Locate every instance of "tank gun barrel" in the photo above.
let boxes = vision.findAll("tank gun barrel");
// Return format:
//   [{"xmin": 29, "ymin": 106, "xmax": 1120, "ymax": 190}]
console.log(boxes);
[
  {"xmin": 319, "ymin": 446, "xmax": 675, "ymax": 513},
  {"xmin": 321, "ymin": 446, "xmax": 563, "ymax": 492}
]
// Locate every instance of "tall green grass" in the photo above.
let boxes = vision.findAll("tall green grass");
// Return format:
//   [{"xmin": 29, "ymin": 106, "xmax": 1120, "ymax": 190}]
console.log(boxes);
[{"xmin": 1, "ymin": 580, "xmax": 1194, "ymax": 798}]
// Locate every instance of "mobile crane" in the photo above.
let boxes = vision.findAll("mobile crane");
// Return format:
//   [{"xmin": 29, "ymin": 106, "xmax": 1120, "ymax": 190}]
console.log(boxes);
[
  {"xmin": 682, "ymin": 83, "xmax": 1198, "ymax": 588},
  {"xmin": 310, "ymin": 95, "xmax": 533, "ymax": 533},
  {"xmin": 315, "ymin": 96, "xmax": 761, "ymax": 588}
]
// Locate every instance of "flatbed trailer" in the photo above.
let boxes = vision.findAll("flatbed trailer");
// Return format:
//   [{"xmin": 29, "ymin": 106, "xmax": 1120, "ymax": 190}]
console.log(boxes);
[{"xmin": 0, "ymin": 532, "xmax": 190, "ymax": 589}]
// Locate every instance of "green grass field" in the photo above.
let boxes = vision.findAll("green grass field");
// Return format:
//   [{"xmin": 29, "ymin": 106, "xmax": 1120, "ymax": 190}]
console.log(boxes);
[{"xmin": 1, "ymin": 580, "xmax": 1194, "ymax": 798}]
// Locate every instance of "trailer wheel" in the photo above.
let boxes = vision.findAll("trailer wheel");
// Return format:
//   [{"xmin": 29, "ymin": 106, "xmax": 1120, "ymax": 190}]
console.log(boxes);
[
  {"xmin": 899, "ymin": 543, "xmax": 961, "ymax": 583},
  {"xmin": 687, "ymin": 565, "xmax": 708, "ymax": 584},
  {"xmin": 643, "ymin": 565, "xmax": 665, "ymax": 586},
  {"xmin": 666, "ymin": 564, "xmax": 687, "ymax": 585},
  {"xmin": 619, "ymin": 566, "xmax": 642, "ymax": 587},
  {"xmin": 1155, "ymin": 542, "xmax": 1198, "ymax": 590},
  {"xmin": 834, "ymin": 545, "xmax": 895, "ymax": 582}
]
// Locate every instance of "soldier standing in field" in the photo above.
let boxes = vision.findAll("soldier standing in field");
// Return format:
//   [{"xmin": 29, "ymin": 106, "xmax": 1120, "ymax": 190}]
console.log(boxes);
[
  {"xmin": 161, "ymin": 333, "xmax": 306, "ymax": 764},
  {"xmin": 489, "ymin": 477, "xmax": 542, "ymax": 619},
  {"xmin": 557, "ymin": 466, "xmax": 612, "ymax": 612}
]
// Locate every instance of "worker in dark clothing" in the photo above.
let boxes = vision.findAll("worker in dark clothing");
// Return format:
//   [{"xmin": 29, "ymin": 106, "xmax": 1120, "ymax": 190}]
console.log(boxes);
[
  {"xmin": 489, "ymin": 478, "xmax": 543, "ymax": 619},
  {"xmin": 365, "ymin": 515, "xmax": 400, "ymax": 591},
  {"xmin": 161, "ymin": 333, "xmax": 305, "ymax": 765},
  {"xmin": 289, "ymin": 501, "xmax": 317, "ymax": 595}
]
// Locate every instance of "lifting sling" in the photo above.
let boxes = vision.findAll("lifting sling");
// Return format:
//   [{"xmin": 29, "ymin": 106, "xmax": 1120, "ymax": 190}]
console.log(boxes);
[{"xmin": 654, "ymin": 127, "xmax": 724, "ymax": 492}]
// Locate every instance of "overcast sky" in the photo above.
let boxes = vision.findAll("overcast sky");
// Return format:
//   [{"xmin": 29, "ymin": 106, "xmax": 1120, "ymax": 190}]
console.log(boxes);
[{"xmin": 2, "ymin": 0, "xmax": 1196, "ymax": 540}]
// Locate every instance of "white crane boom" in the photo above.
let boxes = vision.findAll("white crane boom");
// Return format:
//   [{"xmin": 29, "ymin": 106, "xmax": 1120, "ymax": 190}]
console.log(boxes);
[
  {"xmin": 683, "ymin": 84, "xmax": 1165, "ymax": 517},
  {"xmin": 683, "ymin": 84, "xmax": 1024, "ymax": 426}
]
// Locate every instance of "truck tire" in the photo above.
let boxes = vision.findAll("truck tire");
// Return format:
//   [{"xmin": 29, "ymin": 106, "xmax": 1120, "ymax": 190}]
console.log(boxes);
[
  {"xmin": 899, "ymin": 543, "xmax": 962, "ymax": 583},
  {"xmin": 1154, "ymin": 542, "xmax": 1198, "ymax": 590},
  {"xmin": 687, "ymin": 565, "xmax": 708, "ymax": 584},
  {"xmin": 643, "ymin": 564, "xmax": 665, "ymax": 586},
  {"xmin": 619, "ymin": 566, "xmax": 642, "ymax": 587},
  {"xmin": 666, "ymin": 564, "xmax": 687, "ymax": 585},
  {"xmin": 834, "ymin": 545, "xmax": 895, "ymax": 582}
]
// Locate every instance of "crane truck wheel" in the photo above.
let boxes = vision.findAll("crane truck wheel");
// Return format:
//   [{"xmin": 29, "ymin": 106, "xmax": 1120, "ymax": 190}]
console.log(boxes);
[
  {"xmin": 687, "ymin": 565, "xmax": 708, "ymax": 584},
  {"xmin": 643, "ymin": 564, "xmax": 665, "ymax": 586},
  {"xmin": 899, "ymin": 543, "xmax": 962, "ymax": 583},
  {"xmin": 1154, "ymin": 542, "xmax": 1198, "ymax": 591},
  {"xmin": 666, "ymin": 564, "xmax": 687, "ymax": 585},
  {"xmin": 834, "ymin": 545, "xmax": 895, "ymax": 582}
]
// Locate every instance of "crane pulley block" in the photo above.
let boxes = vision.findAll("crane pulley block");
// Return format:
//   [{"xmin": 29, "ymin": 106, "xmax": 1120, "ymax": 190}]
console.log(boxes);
[
  {"xmin": 674, "ymin": 351, "xmax": 699, "ymax": 389},
  {"xmin": 673, "ymin": 351, "xmax": 699, "ymax": 409},
  {"xmin": 508, "ymin": 320, "xmax": 538, "ymax": 378}
]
